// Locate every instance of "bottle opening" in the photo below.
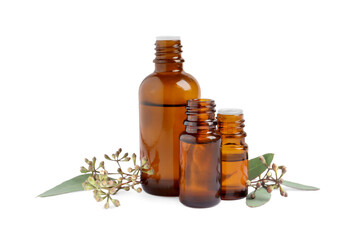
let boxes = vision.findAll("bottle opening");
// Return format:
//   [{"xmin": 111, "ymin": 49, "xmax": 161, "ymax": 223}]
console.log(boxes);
[
  {"xmin": 156, "ymin": 36, "xmax": 181, "ymax": 41},
  {"xmin": 218, "ymin": 108, "xmax": 243, "ymax": 115}
]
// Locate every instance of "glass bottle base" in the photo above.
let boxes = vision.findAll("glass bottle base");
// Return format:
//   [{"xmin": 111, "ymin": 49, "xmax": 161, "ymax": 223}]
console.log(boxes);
[
  {"xmin": 141, "ymin": 179, "xmax": 179, "ymax": 197},
  {"xmin": 221, "ymin": 188, "xmax": 248, "ymax": 200}
]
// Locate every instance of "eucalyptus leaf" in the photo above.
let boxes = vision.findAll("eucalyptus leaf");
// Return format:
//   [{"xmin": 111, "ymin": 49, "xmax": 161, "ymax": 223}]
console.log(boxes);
[
  {"xmin": 38, "ymin": 174, "xmax": 91, "ymax": 197},
  {"xmin": 246, "ymin": 187, "xmax": 271, "ymax": 208},
  {"xmin": 248, "ymin": 153, "xmax": 274, "ymax": 180},
  {"xmin": 282, "ymin": 180, "xmax": 319, "ymax": 191}
]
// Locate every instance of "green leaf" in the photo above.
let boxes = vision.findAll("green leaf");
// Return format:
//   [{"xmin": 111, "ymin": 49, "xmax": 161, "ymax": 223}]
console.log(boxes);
[
  {"xmin": 246, "ymin": 187, "xmax": 271, "ymax": 208},
  {"xmin": 248, "ymin": 153, "xmax": 274, "ymax": 180},
  {"xmin": 38, "ymin": 174, "xmax": 91, "ymax": 197},
  {"xmin": 282, "ymin": 180, "xmax": 319, "ymax": 191}
]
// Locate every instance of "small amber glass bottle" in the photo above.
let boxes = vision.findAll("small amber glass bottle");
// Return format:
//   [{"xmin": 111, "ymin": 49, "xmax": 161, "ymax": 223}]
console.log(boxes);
[
  {"xmin": 179, "ymin": 99, "xmax": 221, "ymax": 208},
  {"xmin": 217, "ymin": 109, "xmax": 248, "ymax": 200},
  {"xmin": 139, "ymin": 37, "xmax": 201, "ymax": 196}
]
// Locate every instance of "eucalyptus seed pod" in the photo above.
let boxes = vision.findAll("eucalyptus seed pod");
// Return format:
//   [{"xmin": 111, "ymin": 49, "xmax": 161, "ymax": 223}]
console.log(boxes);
[
  {"xmin": 80, "ymin": 166, "xmax": 88, "ymax": 173},
  {"xmin": 272, "ymin": 163, "xmax": 277, "ymax": 171},
  {"xmin": 112, "ymin": 199, "xmax": 120, "ymax": 207},
  {"xmin": 99, "ymin": 161, "xmax": 105, "ymax": 169},
  {"xmin": 110, "ymin": 187, "xmax": 117, "ymax": 195}
]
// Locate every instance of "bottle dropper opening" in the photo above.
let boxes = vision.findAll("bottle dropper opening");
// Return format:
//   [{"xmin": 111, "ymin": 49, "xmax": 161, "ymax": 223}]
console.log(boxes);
[
  {"xmin": 218, "ymin": 108, "xmax": 243, "ymax": 115},
  {"xmin": 156, "ymin": 36, "xmax": 181, "ymax": 41}
]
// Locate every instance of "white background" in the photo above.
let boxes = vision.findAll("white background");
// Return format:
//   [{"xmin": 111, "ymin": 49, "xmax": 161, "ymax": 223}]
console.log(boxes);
[{"xmin": 1, "ymin": 0, "xmax": 359, "ymax": 239}]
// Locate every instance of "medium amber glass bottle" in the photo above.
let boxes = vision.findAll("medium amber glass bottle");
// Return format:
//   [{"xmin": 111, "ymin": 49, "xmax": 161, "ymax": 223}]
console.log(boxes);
[
  {"xmin": 139, "ymin": 37, "xmax": 201, "ymax": 196},
  {"xmin": 217, "ymin": 109, "xmax": 248, "ymax": 200},
  {"xmin": 179, "ymin": 99, "xmax": 221, "ymax": 208}
]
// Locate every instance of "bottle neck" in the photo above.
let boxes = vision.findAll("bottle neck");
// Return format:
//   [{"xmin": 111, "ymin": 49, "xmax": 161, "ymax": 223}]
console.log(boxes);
[
  {"xmin": 184, "ymin": 99, "xmax": 217, "ymax": 134},
  {"xmin": 217, "ymin": 113, "xmax": 247, "ymax": 144},
  {"xmin": 154, "ymin": 40, "xmax": 184, "ymax": 73}
]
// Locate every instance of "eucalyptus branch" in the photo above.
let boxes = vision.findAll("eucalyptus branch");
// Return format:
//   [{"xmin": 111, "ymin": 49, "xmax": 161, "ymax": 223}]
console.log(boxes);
[
  {"xmin": 80, "ymin": 148, "xmax": 153, "ymax": 208},
  {"xmin": 246, "ymin": 156, "xmax": 288, "ymax": 199}
]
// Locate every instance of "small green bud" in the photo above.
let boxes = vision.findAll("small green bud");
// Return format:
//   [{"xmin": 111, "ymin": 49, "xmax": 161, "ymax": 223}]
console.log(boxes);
[
  {"xmin": 99, "ymin": 161, "xmax": 105, "ymax": 169},
  {"xmin": 141, "ymin": 157, "xmax": 148, "ymax": 166},
  {"xmin": 124, "ymin": 187, "xmax": 130, "ymax": 191},
  {"xmin": 100, "ymin": 180, "xmax": 107, "ymax": 187},
  {"xmin": 117, "ymin": 168, "xmax": 123, "ymax": 174},
  {"xmin": 135, "ymin": 165, "xmax": 140, "ymax": 170},
  {"xmin": 83, "ymin": 183, "xmax": 95, "ymax": 191},
  {"xmin": 132, "ymin": 153, "xmax": 137, "ymax": 164},
  {"xmin": 116, "ymin": 151, "xmax": 120, "ymax": 158},
  {"xmin": 88, "ymin": 162, "xmax": 93, "ymax": 171},
  {"xmin": 272, "ymin": 163, "xmax": 277, "ymax": 171},
  {"xmin": 118, "ymin": 177, "xmax": 124, "ymax": 181},
  {"xmin": 256, "ymin": 182, "xmax": 261, "ymax": 188},
  {"xmin": 131, "ymin": 175, "xmax": 137, "ymax": 181},
  {"xmin": 80, "ymin": 166, "xmax": 88, "ymax": 173},
  {"xmin": 127, "ymin": 167, "xmax": 133, "ymax": 173},
  {"xmin": 112, "ymin": 154, "xmax": 116, "ymax": 159},
  {"xmin": 143, "ymin": 169, "xmax": 154, "ymax": 175},
  {"xmin": 136, "ymin": 188, "xmax": 142, "ymax": 193},
  {"xmin": 282, "ymin": 167, "xmax": 287, "ymax": 174},
  {"xmin": 104, "ymin": 202, "xmax": 109, "ymax": 209},
  {"xmin": 112, "ymin": 199, "xmax": 120, "ymax": 207},
  {"xmin": 122, "ymin": 153, "xmax": 128, "ymax": 158},
  {"xmin": 107, "ymin": 180, "xmax": 114, "ymax": 186},
  {"xmin": 104, "ymin": 154, "xmax": 111, "ymax": 160},
  {"xmin": 267, "ymin": 172, "xmax": 272, "ymax": 177},
  {"xmin": 87, "ymin": 176, "xmax": 96, "ymax": 185},
  {"xmin": 118, "ymin": 148, "xmax": 122, "ymax": 154},
  {"xmin": 94, "ymin": 195, "xmax": 102, "ymax": 202},
  {"xmin": 85, "ymin": 158, "xmax": 90, "ymax": 164},
  {"xmin": 280, "ymin": 187, "xmax": 285, "ymax": 196},
  {"xmin": 267, "ymin": 186, "xmax": 273, "ymax": 193},
  {"xmin": 110, "ymin": 187, "xmax": 117, "ymax": 194},
  {"xmin": 92, "ymin": 157, "xmax": 96, "ymax": 164},
  {"xmin": 250, "ymin": 193, "xmax": 255, "ymax": 199},
  {"xmin": 278, "ymin": 179, "xmax": 283, "ymax": 184}
]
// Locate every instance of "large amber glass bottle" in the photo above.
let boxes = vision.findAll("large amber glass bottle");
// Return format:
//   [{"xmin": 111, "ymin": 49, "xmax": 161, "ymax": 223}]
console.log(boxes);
[
  {"xmin": 217, "ymin": 109, "xmax": 248, "ymax": 200},
  {"xmin": 139, "ymin": 37, "xmax": 201, "ymax": 196},
  {"xmin": 179, "ymin": 99, "xmax": 221, "ymax": 208}
]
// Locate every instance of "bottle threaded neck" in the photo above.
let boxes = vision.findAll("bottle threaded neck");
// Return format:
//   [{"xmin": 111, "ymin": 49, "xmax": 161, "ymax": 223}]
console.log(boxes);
[
  {"xmin": 184, "ymin": 99, "xmax": 217, "ymax": 132},
  {"xmin": 154, "ymin": 39, "xmax": 184, "ymax": 64},
  {"xmin": 217, "ymin": 110, "xmax": 246, "ymax": 136}
]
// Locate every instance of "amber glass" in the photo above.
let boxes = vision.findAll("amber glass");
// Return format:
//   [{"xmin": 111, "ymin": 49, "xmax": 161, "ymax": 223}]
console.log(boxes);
[
  {"xmin": 139, "ymin": 37, "xmax": 201, "ymax": 196},
  {"xmin": 217, "ymin": 109, "xmax": 248, "ymax": 200},
  {"xmin": 179, "ymin": 99, "xmax": 221, "ymax": 208}
]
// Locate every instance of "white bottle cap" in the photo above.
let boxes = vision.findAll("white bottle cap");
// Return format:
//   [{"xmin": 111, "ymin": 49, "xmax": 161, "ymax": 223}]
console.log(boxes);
[
  {"xmin": 218, "ymin": 108, "xmax": 243, "ymax": 115},
  {"xmin": 156, "ymin": 36, "xmax": 181, "ymax": 41}
]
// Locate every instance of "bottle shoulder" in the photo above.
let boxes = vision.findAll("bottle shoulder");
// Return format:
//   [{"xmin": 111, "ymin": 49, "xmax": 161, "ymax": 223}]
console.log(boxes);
[
  {"xmin": 180, "ymin": 132, "xmax": 221, "ymax": 144},
  {"xmin": 139, "ymin": 71, "xmax": 201, "ymax": 105}
]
